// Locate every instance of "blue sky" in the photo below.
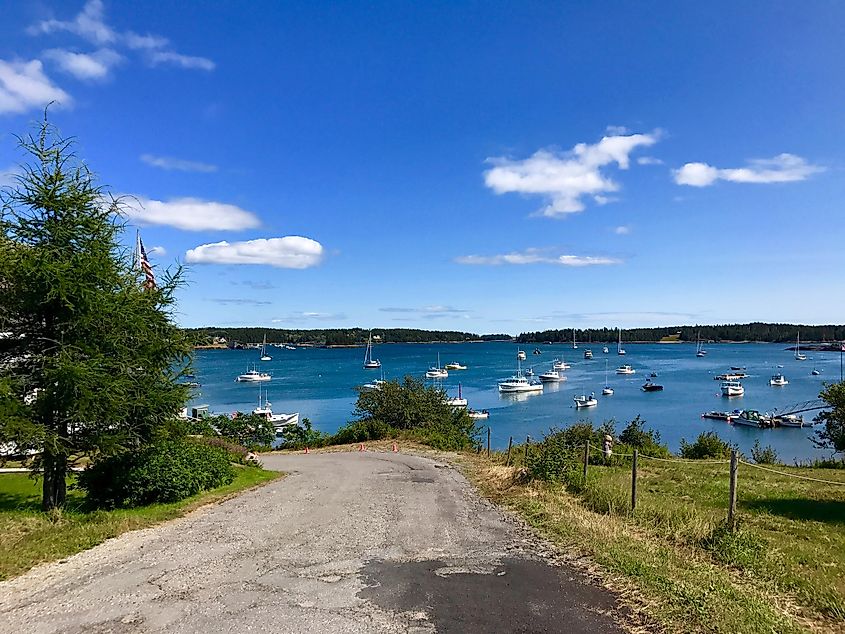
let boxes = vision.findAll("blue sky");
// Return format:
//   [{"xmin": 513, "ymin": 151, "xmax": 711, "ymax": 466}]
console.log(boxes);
[{"xmin": 1, "ymin": 1, "xmax": 843, "ymax": 334}]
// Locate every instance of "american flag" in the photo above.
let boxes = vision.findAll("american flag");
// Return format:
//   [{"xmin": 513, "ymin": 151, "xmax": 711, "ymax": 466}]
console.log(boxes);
[{"xmin": 138, "ymin": 234, "xmax": 156, "ymax": 291}]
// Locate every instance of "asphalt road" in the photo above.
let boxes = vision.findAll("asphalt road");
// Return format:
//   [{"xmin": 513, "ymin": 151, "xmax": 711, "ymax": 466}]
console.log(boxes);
[{"xmin": 0, "ymin": 451, "xmax": 629, "ymax": 633}]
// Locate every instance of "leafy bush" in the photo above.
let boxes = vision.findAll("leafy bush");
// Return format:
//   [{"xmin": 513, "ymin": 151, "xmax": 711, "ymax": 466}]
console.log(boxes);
[
  {"xmin": 679, "ymin": 431, "xmax": 735, "ymax": 459},
  {"xmin": 276, "ymin": 418, "xmax": 332, "ymax": 449},
  {"xmin": 526, "ymin": 427, "xmax": 587, "ymax": 482},
  {"xmin": 332, "ymin": 419, "xmax": 393, "ymax": 445},
  {"xmin": 406, "ymin": 413, "xmax": 479, "ymax": 451},
  {"xmin": 78, "ymin": 439, "xmax": 235, "ymax": 508},
  {"xmin": 618, "ymin": 416, "xmax": 671, "ymax": 457},
  {"xmin": 750, "ymin": 440, "xmax": 779, "ymax": 465},
  {"xmin": 213, "ymin": 413, "xmax": 275, "ymax": 450},
  {"xmin": 192, "ymin": 435, "xmax": 251, "ymax": 463}
]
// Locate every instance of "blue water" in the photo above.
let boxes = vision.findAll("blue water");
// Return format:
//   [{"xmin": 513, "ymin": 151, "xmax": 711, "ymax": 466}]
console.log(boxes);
[{"xmin": 188, "ymin": 342, "xmax": 842, "ymax": 462}]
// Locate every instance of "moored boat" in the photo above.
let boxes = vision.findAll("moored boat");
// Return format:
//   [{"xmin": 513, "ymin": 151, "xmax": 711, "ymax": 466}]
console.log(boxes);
[
  {"xmin": 444, "ymin": 383, "xmax": 468, "ymax": 408},
  {"xmin": 616, "ymin": 364, "xmax": 635, "ymax": 375},
  {"xmin": 363, "ymin": 331, "xmax": 381, "ymax": 369},
  {"xmin": 444, "ymin": 362, "xmax": 467, "ymax": 370},
  {"xmin": 426, "ymin": 352, "xmax": 448, "ymax": 379},
  {"xmin": 701, "ymin": 411, "xmax": 735, "ymax": 421},
  {"xmin": 769, "ymin": 373, "xmax": 788, "ymax": 386},
  {"xmin": 720, "ymin": 380, "xmax": 744, "ymax": 397},
  {"xmin": 468, "ymin": 409, "xmax": 489, "ymax": 420},
  {"xmin": 641, "ymin": 379, "xmax": 664, "ymax": 392},
  {"xmin": 235, "ymin": 365, "xmax": 271, "ymax": 382},
  {"xmin": 574, "ymin": 392, "xmax": 598, "ymax": 408},
  {"xmin": 584, "ymin": 349, "xmax": 593, "ymax": 359},
  {"xmin": 552, "ymin": 358, "xmax": 571, "ymax": 371},
  {"xmin": 498, "ymin": 359, "xmax": 543, "ymax": 393},
  {"xmin": 715, "ymin": 373, "xmax": 747, "ymax": 381},
  {"xmin": 517, "ymin": 349, "xmax": 527, "ymax": 361},
  {"xmin": 732, "ymin": 409, "xmax": 767, "ymax": 428},
  {"xmin": 539, "ymin": 368, "xmax": 566, "ymax": 382}
]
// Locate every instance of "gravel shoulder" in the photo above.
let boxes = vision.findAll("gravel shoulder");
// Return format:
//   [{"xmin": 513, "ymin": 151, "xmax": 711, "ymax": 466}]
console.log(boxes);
[{"xmin": 0, "ymin": 451, "xmax": 630, "ymax": 633}]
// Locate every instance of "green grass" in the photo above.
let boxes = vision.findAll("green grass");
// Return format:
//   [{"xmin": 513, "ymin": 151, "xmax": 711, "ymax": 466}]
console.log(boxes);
[
  {"xmin": 463, "ymin": 454, "xmax": 845, "ymax": 634},
  {"xmin": 0, "ymin": 465, "xmax": 281, "ymax": 581}
]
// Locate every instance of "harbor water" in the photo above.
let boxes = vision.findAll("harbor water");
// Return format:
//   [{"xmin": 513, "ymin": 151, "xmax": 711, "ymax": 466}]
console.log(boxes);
[{"xmin": 188, "ymin": 342, "xmax": 842, "ymax": 463}]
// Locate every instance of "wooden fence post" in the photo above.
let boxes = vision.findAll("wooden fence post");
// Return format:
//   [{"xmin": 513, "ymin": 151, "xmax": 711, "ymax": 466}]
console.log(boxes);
[
  {"xmin": 524, "ymin": 435, "xmax": 530, "ymax": 464},
  {"xmin": 631, "ymin": 449, "xmax": 638, "ymax": 512},
  {"xmin": 487, "ymin": 427, "xmax": 491, "ymax": 458},
  {"xmin": 582, "ymin": 441, "xmax": 589, "ymax": 482},
  {"xmin": 728, "ymin": 449, "xmax": 738, "ymax": 530},
  {"xmin": 505, "ymin": 436, "xmax": 513, "ymax": 466}
]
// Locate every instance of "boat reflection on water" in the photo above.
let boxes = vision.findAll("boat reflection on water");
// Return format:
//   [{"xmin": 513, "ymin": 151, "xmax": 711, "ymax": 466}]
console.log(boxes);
[{"xmin": 498, "ymin": 389, "xmax": 544, "ymax": 403}]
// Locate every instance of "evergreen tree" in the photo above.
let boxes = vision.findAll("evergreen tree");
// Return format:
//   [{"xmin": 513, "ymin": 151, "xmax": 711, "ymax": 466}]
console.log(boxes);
[
  {"xmin": 0, "ymin": 116, "xmax": 194, "ymax": 510},
  {"xmin": 814, "ymin": 382, "xmax": 845, "ymax": 457}
]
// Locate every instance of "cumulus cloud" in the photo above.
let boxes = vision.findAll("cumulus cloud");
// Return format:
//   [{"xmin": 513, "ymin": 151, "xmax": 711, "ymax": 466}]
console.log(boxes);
[
  {"xmin": 140, "ymin": 154, "xmax": 217, "ymax": 173},
  {"xmin": 0, "ymin": 59, "xmax": 71, "ymax": 114},
  {"xmin": 121, "ymin": 196, "xmax": 260, "ymax": 231},
  {"xmin": 613, "ymin": 225, "xmax": 631, "ymax": 235},
  {"xmin": 29, "ymin": 1, "xmax": 214, "ymax": 72},
  {"xmin": 186, "ymin": 237, "xmax": 324, "ymax": 269},
  {"xmin": 147, "ymin": 245, "xmax": 166, "ymax": 256},
  {"xmin": 43, "ymin": 48, "xmax": 122, "ymax": 81},
  {"xmin": 484, "ymin": 132, "xmax": 658, "ymax": 217},
  {"xmin": 674, "ymin": 153, "xmax": 822, "ymax": 187},
  {"xmin": 455, "ymin": 248, "xmax": 621, "ymax": 267},
  {"xmin": 637, "ymin": 156, "xmax": 663, "ymax": 165}
]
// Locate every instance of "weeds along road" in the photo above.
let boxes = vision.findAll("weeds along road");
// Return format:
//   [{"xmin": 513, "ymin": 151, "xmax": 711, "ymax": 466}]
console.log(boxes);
[{"xmin": 0, "ymin": 452, "xmax": 628, "ymax": 633}]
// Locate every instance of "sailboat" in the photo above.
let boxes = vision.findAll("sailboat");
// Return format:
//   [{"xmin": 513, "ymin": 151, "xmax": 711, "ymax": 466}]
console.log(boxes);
[
  {"xmin": 696, "ymin": 331, "xmax": 707, "ymax": 357},
  {"xmin": 363, "ymin": 331, "xmax": 381, "ymax": 369},
  {"xmin": 794, "ymin": 331, "xmax": 807, "ymax": 361},
  {"xmin": 602, "ymin": 359, "xmax": 614, "ymax": 395},
  {"xmin": 617, "ymin": 328, "xmax": 626, "ymax": 355},
  {"xmin": 426, "ymin": 353, "xmax": 448, "ymax": 379},
  {"xmin": 572, "ymin": 329, "xmax": 578, "ymax": 349},
  {"xmin": 260, "ymin": 334, "xmax": 272, "ymax": 361}
]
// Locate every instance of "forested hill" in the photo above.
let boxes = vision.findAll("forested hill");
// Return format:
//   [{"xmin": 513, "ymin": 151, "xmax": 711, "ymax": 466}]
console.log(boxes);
[
  {"xmin": 516, "ymin": 323, "xmax": 845, "ymax": 344},
  {"xmin": 186, "ymin": 327, "xmax": 499, "ymax": 346}
]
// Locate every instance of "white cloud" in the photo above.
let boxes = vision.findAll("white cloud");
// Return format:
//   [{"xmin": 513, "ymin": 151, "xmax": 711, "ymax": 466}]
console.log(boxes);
[
  {"xmin": 29, "ymin": 1, "xmax": 214, "ymax": 73},
  {"xmin": 455, "ymin": 248, "xmax": 621, "ymax": 266},
  {"xmin": 613, "ymin": 225, "xmax": 631, "ymax": 235},
  {"xmin": 121, "ymin": 196, "xmax": 260, "ymax": 231},
  {"xmin": 0, "ymin": 59, "xmax": 71, "ymax": 114},
  {"xmin": 43, "ymin": 48, "xmax": 122, "ymax": 81},
  {"xmin": 186, "ymin": 237, "xmax": 324, "ymax": 269},
  {"xmin": 637, "ymin": 156, "xmax": 663, "ymax": 165},
  {"xmin": 674, "ymin": 153, "xmax": 822, "ymax": 187},
  {"xmin": 484, "ymin": 132, "xmax": 658, "ymax": 217},
  {"xmin": 380, "ymin": 306, "xmax": 469, "ymax": 315},
  {"xmin": 147, "ymin": 245, "xmax": 166, "ymax": 256},
  {"xmin": 148, "ymin": 51, "xmax": 215, "ymax": 71},
  {"xmin": 272, "ymin": 311, "xmax": 346, "ymax": 323},
  {"xmin": 28, "ymin": 0, "xmax": 116, "ymax": 45},
  {"xmin": 140, "ymin": 154, "xmax": 217, "ymax": 173}
]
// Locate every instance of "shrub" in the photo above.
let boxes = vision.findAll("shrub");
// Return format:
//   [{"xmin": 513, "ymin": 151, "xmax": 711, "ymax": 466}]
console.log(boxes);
[
  {"xmin": 214, "ymin": 413, "xmax": 275, "ymax": 450},
  {"xmin": 526, "ymin": 427, "xmax": 585, "ymax": 482},
  {"xmin": 78, "ymin": 439, "xmax": 235, "ymax": 508},
  {"xmin": 618, "ymin": 416, "xmax": 670, "ymax": 458},
  {"xmin": 192, "ymin": 435, "xmax": 251, "ymax": 463},
  {"xmin": 407, "ymin": 413, "xmax": 479, "ymax": 451},
  {"xmin": 750, "ymin": 440, "xmax": 779, "ymax": 465},
  {"xmin": 332, "ymin": 419, "xmax": 393, "ymax": 444},
  {"xmin": 679, "ymin": 431, "xmax": 735, "ymax": 460},
  {"xmin": 277, "ymin": 418, "xmax": 332, "ymax": 449}
]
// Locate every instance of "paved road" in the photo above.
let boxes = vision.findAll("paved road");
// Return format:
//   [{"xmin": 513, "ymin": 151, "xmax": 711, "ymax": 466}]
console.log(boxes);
[{"xmin": 0, "ymin": 452, "xmax": 629, "ymax": 633}]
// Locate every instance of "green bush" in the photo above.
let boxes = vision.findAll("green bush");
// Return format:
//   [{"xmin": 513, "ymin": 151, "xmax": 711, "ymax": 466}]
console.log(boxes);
[
  {"xmin": 618, "ymin": 416, "xmax": 671, "ymax": 458},
  {"xmin": 192, "ymin": 435, "xmax": 251, "ymax": 463},
  {"xmin": 679, "ymin": 431, "xmax": 735, "ymax": 459},
  {"xmin": 78, "ymin": 439, "xmax": 235, "ymax": 508},
  {"xmin": 277, "ymin": 418, "xmax": 332, "ymax": 449},
  {"xmin": 406, "ymin": 413, "xmax": 479, "ymax": 451},
  {"xmin": 332, "ymin": 419, "xmax": 393, "ymax": 445},
  {"xmin": 526, "ymin": 427, "xmax": 585, "ymax": 482},
  {"xmin": 750, "ymin": 440, "xmax": 779, "ymax": 465}
]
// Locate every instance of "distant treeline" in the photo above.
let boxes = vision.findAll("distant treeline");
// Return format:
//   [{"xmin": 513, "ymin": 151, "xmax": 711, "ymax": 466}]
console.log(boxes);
[
  {"xmin": 185, "ymin": 327, "xmax": 491, "ymax": 346},
  {"xmin": 516, "ymin": 323, "xmax": 845, "ymax": 344}
]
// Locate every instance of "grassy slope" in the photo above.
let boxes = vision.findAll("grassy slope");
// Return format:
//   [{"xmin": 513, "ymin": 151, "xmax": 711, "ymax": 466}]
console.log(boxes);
[
  {"xmin": 460, "ymin": 453, "xmax": 845, "ymax": 634},
  {"xmin": 0, "ymin": 465, "xmax": 281, "ymax": 581}
]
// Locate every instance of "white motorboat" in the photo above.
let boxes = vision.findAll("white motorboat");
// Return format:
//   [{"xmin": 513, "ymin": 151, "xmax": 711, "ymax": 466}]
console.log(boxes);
[
  {"xmin": 445, "ymin": 384, "xmax": 468, "ymax": 408},
  {"xmin": 517, "ymin": 349, "xmax": 527, "ymax": 361},
  {"xmin": 732, "ymin": 409, "xmax": 764, "ymax": 427},
  {"xmin": 617, "ymin": 328, "xmax": 626, "ymax": 355},
  {"xmin": 769, "ymin": 374, "xmax": 788, "ymax": 386},
  {"xmin": 720, "ymin": 381, "xmax": 744, "ymax": 397},
  {"xmin": 776, "ymin": 414, "xmax": 806, "ymax": 428},
  {"xmin": 498, "ymin": 360, "xmax": 543, "ymax": 393},
  {"xmin": 539, "ymin": 368, "xmax": 566, "ymax": 382},
  {"xmin": 236, "ymin": 365, "xmax": 271, "ymax": 382},
  {"xmin": 616, "ymin": 364, "xmax": 635, "ymax": 375},
  {"xmin": 468, "ymin": 409, "xmax": 489, "ymax": 420},
  {"xmin": 260, "ymin": 334, "xmax": 272, "ymax": 361},
  {"xmin": 602, "ymin": 346, "xmax": 609, "ymax": 354},
  {"xmin": 583, "ymin": 349, "xmax": 593, "ymax": 359},
  {"xmin": 794, "ymin": 331, "xmax": 806, "ymax": 361},
  {"xmin": 252, "ymin": 386, "xmax": 298, "ymax": 428},
  {"xmin": 552, "ymin": 358, "xmax": 571, "ymax": 371},
  {"xmin": 362, "ymin": 379, "xmax": 387, "ymax": 390},
  {"xmin": 426, "ymin": 353, "xmax": 449, "ymax": 379},
  {"xmin": 363, "ymin": 330, "xmax": 381, "ymax": 369},
  {"xmin": 574, "ymin": 392, "xmax": 598, "ymax": 408},
  {"xmin": 445, "ymin": 362, "xmax": 467, "ymax": 370}
]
